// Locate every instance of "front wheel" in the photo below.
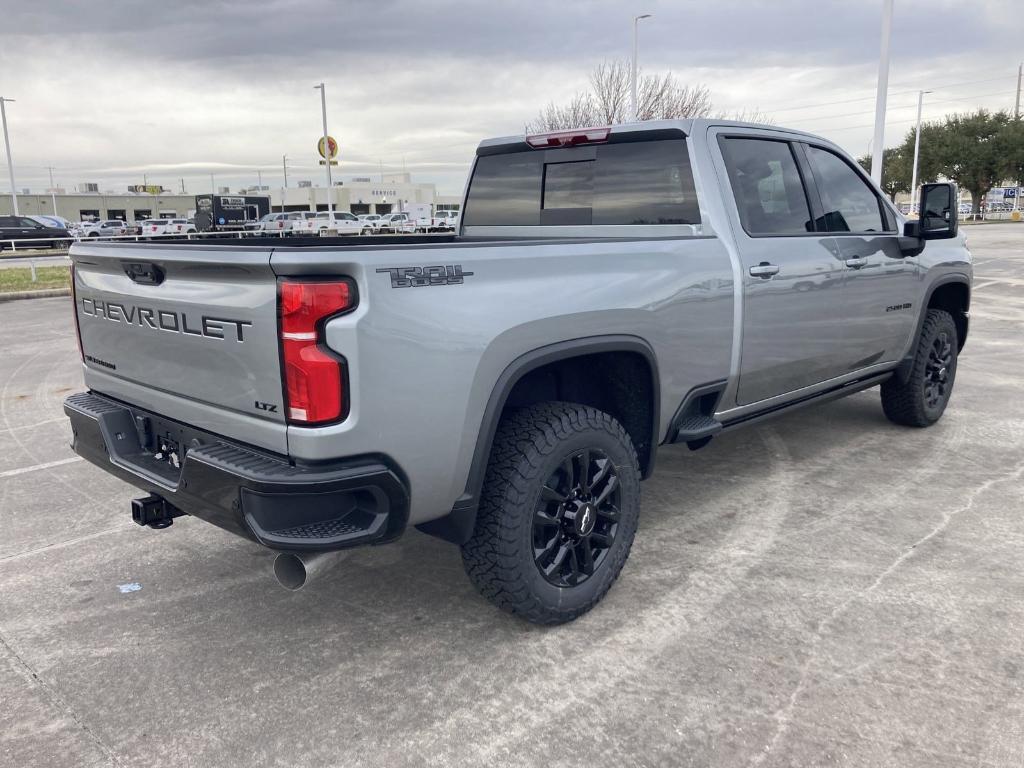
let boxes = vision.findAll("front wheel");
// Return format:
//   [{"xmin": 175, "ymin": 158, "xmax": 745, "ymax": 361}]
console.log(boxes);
[
  {"xmin": 880, "ymin": 308, "xmax": 959, "ymax": 427},
  {"xmin": 461, "ymin": 401, "xmax": 640, "ymax": 625}
]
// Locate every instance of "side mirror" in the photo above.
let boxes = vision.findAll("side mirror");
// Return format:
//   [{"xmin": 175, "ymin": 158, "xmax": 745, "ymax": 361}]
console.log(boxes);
[{"xmin": 918, "ymin": 182, "xmax": 958, "ymax": 240}]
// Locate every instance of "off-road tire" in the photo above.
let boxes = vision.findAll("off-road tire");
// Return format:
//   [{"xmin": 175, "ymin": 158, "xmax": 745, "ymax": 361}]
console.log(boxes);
[
  {"xmin": 881, "ymin": 308, "xmax": 959, "ymax": 427},
  {"xmin": 461, "ymin": 401, "xmax": 641, "ymax": 625}
]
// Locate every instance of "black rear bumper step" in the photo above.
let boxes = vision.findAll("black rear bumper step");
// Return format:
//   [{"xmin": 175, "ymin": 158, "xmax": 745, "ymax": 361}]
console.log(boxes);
[{"xmin": 64, "ymin": 391, "xmax": 409, "ymax": 551}]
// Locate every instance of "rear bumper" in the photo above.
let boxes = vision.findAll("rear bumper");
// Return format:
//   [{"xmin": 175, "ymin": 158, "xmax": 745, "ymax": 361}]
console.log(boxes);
[{"xmin": 64, "ymin": 391, "xmax": 409, "ymax": 551}]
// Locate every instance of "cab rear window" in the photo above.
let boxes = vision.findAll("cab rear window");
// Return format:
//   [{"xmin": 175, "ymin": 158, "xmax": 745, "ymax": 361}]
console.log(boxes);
[{"xmin": 463, "ymin": 139, "xmax": 699, "ymax": 227}]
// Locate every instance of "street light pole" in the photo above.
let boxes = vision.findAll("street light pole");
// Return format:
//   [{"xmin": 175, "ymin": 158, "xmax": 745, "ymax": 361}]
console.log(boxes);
[
  {"xmin": 282, "ymin": 155, "xmax": 289, "ymax": 188},
  {"xmin": 909, "ymin": 90, "xmax": 931, "ymax": 213},
  {"xmin": 46, "ymin": 166, "xmax": 58, "ymax": 217},
  {"xmin": 869, "ymin": 0, "xmax": 893, "ymax": 186},
  {"xmin": 0, "ymin": 97, "xmax": 19, "ymax": 215},
  {"xmin": 630, "ymin": 14, "xmax": 651, "ymax": 123},
  {"xmin": 257, "ymin": 169, "xmax": 262, "ymax": 190},
  {"xmin": 314, "ymin": 82, "xmax": 334, "ymax": 216}
]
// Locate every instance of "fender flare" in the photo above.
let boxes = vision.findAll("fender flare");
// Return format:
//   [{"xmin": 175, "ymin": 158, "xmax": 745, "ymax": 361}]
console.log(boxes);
[
  {"xmin": 895, "ymin": 273, "xmax": 971, "ymax": 384},
  {"xmin": 415, "ymin": 335, "xmax": 660, "ymax": 544}
]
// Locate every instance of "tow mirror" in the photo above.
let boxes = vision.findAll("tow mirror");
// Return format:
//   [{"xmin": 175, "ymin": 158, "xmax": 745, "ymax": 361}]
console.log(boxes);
[
  {"xmin": 901, "ymin": 182, "xmax": 958, "ymax": 255},
  {"xmin": 918, "ymin": 182, "xmax": 958, "ymax": 240}
]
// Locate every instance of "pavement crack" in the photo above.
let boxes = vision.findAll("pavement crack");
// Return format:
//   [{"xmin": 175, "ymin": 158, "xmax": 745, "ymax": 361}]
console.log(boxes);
[
  {"xmin": 750, "ymin": 459, "xmax": 1024, "ymax": 766},
  {"xmin": 0, "ymin": 626, "xmax": 124, "ymax": 767}
]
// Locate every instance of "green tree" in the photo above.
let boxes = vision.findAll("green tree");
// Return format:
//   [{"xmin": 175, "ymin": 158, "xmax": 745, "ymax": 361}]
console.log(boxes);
[
  {"xmin": 917, "ymin": 110, "xmax": 1024, "ymax": 215},
  {"xmin": 857, "ymin": 145, "xmax": 914, "ymax": 201}
]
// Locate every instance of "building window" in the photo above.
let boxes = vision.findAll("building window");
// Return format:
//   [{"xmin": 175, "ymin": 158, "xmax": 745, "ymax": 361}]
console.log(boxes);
[
  {"xmin": 79, "ymin": 209, "xmax": 100, "ymax": 221},
  {"xmin": 107, "ymin": 209, "xmax": 127, "ymax": 220},
  {"xmin": 133, "ymin": 209, "xmax": 152, "ymax": 221}
]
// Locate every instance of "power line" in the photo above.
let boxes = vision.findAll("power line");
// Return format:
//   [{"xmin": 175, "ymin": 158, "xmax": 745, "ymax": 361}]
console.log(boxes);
[
  {"xmin": 760, "ymin": 75, "xmax": 1017, "ymax": 116},
  {"xmin": 792, "ymin": 89, "xmax": 1017, "ymax": 126}
]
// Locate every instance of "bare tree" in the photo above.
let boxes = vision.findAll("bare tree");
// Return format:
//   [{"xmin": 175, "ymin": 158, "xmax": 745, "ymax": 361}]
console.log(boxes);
[{"xmin": 526, "ymin": 59, "xmax": 714, "ymax": 132}]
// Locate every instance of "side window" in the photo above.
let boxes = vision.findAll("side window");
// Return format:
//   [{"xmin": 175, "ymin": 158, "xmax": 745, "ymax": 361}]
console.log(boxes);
[
  {"xmin": 805, "ymin": 145, "xmax": 888, "ymax": 233},
  {"xmin": 720, "ymin": 137, "xmax": 813, "ymax": 236}
]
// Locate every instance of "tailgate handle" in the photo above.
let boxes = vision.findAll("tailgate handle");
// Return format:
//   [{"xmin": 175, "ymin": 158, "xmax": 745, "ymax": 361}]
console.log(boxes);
[{"xmin": 124, "ymin": 262, "xmax": 165, "ymax": 285}]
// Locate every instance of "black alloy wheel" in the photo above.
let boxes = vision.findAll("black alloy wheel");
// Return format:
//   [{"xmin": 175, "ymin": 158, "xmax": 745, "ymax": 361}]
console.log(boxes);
[{"xmin": 533, "ymin": 448, "xmax": 621, "ymax": 588}]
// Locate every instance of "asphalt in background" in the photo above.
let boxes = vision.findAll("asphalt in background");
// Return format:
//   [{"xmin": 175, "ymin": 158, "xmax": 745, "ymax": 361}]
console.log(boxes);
[{"xmin": 1, "ymin": 225, "xmax": 1022, "ymax": 768}]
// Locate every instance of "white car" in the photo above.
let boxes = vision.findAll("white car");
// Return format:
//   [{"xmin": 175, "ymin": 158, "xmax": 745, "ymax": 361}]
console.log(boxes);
[
  {"xmin": 284, "ymin": 211, "xmax": 319, "ymax": 235},
  {"xmin": 312, "ymin": 211, "xmax": 366, "ymax": 235},
  {"xmin": 357, "ymin": 214, "xmax": 384, "ymax": 231},
  {"xmin": 163, "ymin": 218, "xmax": 197, "ymax": 235},
  {"xmin": 259, "ymin": 212, "xmax": 300, "ymax": 235},
  {"xmin": 141, "ymin": 219, "xmax": 175, "ymax": 237},
  {"xmin": 431, "ymin": 211, "xmax": 461, "ymax": 231},
  {"xmin": 81, "ymin": 219, "xmax": 131, "ymax": 239},
  {"xmin": 377, "ymin": 213, "xmax": 415, "ymax": 233}
]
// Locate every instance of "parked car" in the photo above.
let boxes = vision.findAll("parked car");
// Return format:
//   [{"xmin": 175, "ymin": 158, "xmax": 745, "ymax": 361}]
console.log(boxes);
[
  {"xmin": 81, "ymin": 220, "xmax": 131, "ymax": 239},
  {"xmin": 286, "ymin": 211, "xmax": 320, "ymax": 235},
  {"xmin": 0, "ymin": 215, "xmax": 72, "ymax": 249},
  {"xmin": 246, "ymin": 213, "xmax": 275, "ymax": 235},
  {"xmin": 311, "ymin": 211, "xmax": 366, "ymax": 235},
  {"xmin": 29, "ymin": 215, "xmax": 73, "ymax": 230},
  {"xmin": 431, "ymin": 210, "xmax": 461, "ymax": 231},
  {"xmin": 64, "ymin": 119, "xmax": 970, "ymax": 625},
  {"xmin": 258, "ymin": 212, "xmax": 300, "ymax": 235},
  {"xmin": 377, "ymin": 212, "xmax": 413, "ymax": 233},
  {"xmin": 164, "ymin": 218, "xmax": 198, "ymax": 236},
  {"xmin": 141, "ymin": 219, "xmax": 174, "ymax": 238}
]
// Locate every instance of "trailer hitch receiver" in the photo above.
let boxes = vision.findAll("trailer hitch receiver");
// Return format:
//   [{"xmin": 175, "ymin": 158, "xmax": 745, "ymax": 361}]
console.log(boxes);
[{"xmin": 131, "ymin": 495, "xmax": 185, "ymax": 529}]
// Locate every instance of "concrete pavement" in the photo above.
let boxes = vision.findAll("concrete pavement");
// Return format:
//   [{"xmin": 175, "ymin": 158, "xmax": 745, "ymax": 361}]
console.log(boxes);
[{"xmin": 1, "ymin": 225, "xmax": 1022, "ymax": 767}]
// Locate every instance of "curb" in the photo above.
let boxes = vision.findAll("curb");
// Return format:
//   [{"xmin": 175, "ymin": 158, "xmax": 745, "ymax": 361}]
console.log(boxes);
[{"xmin": 0, "ymin": 288, "xmax": 71, "ymax": 302}]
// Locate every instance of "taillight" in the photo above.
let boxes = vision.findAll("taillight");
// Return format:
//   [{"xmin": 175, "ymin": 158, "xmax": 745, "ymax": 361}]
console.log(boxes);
[
  {"xmin": 278, "ymin": 280, "xmax": 355, "ymax": 424},
  {"xmin": 525, "ymin": 126, "xmax": 610, "ymax": 148},
  {"xmin": 70, "ymin": 264, "xmax": 83, "ymax": 361}
]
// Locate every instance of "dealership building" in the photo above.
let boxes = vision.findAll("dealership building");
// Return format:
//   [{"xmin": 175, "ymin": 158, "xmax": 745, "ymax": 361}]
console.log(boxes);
[{"xmin": 0, "ymin": 173, "xmax": 462, "ymax": 222}]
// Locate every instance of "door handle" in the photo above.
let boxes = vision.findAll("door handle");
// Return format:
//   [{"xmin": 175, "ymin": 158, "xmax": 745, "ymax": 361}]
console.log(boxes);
[
  {"xmin": 748, "ymin": 262, "xmax": 780, "ymax": 279},
  {"xmin": 844, "ymin": 257, "xmax": 868, "ymax": 269}
]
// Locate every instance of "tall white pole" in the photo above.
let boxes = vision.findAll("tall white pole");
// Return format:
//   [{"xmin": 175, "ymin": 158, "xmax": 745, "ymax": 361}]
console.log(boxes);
[
  {"xmin": 314, "ymin": 83, "xmax": 334, "ymax": 216},
  {"xmin": 630, "ymin": 14, "xmax": 651, "ymax": 123},
  {"xmin": 909, "ymin": 90, "xmax": 930, "ymax": 211},
  {"xmin": 0, "ymin": 97, "xmax": 19, "ymax": 215},
  {"xmin": 1015, "ymin": 63, "xmax": 1022, "ymax": 213},
  {"xmin": 869, "ymin": 0, "xmax": 893, "ymax": 186},
  {"xmin": 47, "ymin": 166, "xmax": 58, "ymax": 218},
  {"xmin": 282, "ymin": 155, "xmax": 288, "ymax": 188}
]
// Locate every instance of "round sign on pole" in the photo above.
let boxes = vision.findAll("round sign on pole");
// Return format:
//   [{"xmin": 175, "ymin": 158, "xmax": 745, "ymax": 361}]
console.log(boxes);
[{"xmin": 317, "ymin": 136, "xmax": 339, "ymax": 160}]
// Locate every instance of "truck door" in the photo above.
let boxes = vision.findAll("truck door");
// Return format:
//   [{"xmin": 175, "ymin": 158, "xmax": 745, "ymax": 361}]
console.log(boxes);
[
  {"xmin": 800, "ymin": 143, "xmax": 920, "ymax": 370},
  {"xmin": 713, "ymin": 131, "xmax": 848, "ymax": 406}
]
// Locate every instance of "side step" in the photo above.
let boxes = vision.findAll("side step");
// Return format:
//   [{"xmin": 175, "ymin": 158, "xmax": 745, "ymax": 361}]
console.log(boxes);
[{"xmin": 671, "ymin": 414, "xmax": 723, "ymax": 447}]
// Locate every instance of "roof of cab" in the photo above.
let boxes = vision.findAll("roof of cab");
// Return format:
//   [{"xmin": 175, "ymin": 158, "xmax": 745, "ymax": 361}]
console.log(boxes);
[{"xmin": 476, "ymin": 118, "xmax": 839, "ymax": 154}]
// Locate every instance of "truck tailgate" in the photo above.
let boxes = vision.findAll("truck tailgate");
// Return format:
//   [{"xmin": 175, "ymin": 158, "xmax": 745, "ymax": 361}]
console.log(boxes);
[{"xmin": 71, "ymin": 243, "xmax": 286, "ymax": 448}]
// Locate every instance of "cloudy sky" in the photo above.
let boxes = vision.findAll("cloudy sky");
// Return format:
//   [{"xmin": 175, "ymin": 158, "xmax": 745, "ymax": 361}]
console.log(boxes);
[{"xmin": 0, "ymin": 0, "xmax": 1019, "ymax": 196}]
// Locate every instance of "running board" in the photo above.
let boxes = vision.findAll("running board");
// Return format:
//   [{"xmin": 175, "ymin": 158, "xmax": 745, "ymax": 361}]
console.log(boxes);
[{"xmin": 720, "ymin": 373, "xmax": 893, "ymax": 432}]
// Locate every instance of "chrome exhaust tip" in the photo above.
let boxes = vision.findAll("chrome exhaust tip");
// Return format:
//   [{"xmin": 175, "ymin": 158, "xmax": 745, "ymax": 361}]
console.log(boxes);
[{"xmin": 273, "ymin": 550, "xmax": 348, "ymax": 591}]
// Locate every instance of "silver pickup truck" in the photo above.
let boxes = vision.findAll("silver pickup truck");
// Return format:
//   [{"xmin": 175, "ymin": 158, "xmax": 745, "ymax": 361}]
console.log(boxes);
[{"xmin": 64, "ymin": 119, "xmax": 971, "ymax": 624}]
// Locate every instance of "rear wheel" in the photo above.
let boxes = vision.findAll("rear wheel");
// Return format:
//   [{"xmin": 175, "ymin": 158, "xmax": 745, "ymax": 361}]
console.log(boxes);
[
  {"xmin": 461, "ymin": 401, "xmax": 640, "ymax": 625},
  {"xmin": 881, "ymin": 308, "xmax": 959, "ymax": 427}
]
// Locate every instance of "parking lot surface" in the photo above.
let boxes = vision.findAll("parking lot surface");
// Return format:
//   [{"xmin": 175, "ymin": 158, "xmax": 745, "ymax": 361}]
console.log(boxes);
[{"xmin": 1, "ymin": 224, "xmax": 1022, "ymax": 767}]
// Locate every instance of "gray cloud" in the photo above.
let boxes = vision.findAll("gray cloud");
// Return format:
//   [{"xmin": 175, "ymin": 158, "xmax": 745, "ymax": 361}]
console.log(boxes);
[{"xmin": 0, "ymin": 0, "xmax": 1016, "ymax": 194}]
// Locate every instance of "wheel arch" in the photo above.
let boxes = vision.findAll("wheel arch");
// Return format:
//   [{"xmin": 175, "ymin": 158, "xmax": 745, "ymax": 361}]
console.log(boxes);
[
  {"xmin": 416, "ymin": 335, "xmax": 660, "ymax": 545},
  {"xmin": 895, "ymin": 274, "xmax": 971, "ymax": 384}
]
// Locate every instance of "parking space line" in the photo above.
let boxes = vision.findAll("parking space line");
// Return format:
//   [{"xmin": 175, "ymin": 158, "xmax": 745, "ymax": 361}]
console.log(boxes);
[{"xmin": 0, "ymin": 456, "xmax": 82, "ymax": 479}]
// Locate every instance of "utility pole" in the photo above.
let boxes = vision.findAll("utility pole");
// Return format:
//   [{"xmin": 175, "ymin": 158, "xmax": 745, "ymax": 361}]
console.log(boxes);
[
  {"xmin": 180, "ymin": 178, "xmax": 186, "ymax": 194},
  {"xmin": 282, "ymin": 155, "xmax": 289, "ymax": 188},
  {"xmin": 910, "ymin": 90, "xmax": 931, "ymax": 213},
  {"xmin": 256, "ymin": 169, "xmax": 263, "ymax": 190},
  {"xmin": 46, "ymin": 166, "xmax": 58, "ymax": 217},
  {"xmin": 1015, "ymin": 63, "xmax": 1022, "ymax": 212},
  {"xmin": 869, "ymin": 0, "xmax": 894, "ymax": 186},
  {"xmin": 313, "ymin": 82, "xmax": 334, "ymax": 216},
  {"xmin": 0, "ymin": 97, "xmax": 19, "ymax": 215},
  {"xmin": 1015, "ymin": 62, "xmax": 1022, "ymax": 119},
  {"xmin": 630, "ymin": 14, "xmax": 652, "ymax": 123},
  {"xmin": 210, "ymin": 174, "xmax": 215, "ymax": 194}
]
